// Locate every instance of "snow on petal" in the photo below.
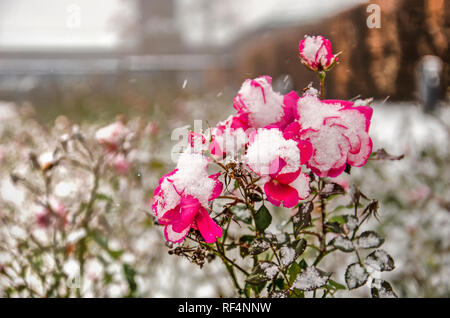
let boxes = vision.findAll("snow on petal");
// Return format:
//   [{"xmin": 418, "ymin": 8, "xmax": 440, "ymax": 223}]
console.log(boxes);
[
  {"xmin": 290, "ymin": 94, "xmax": 373, "ymax": 177},
  {"xmin": 245, "ymin": 128, "xmax": 300, "ymax": 176},
  {"xmin": 153, "ymin": 152, "xmax": 224, "ymax": 244},
  {"xmin": 298, "ymin": 35, "xmax": 338, "ymax": 71},
  {"xmin": 233, "ymin": 76, "xmax": 285, "ymax": 128},
  {"xmin": 289, "ymin": 172, "xmax": 311, "ymax": 200},
  {"xmin": 210, "ymin": 115, "xmax": 248, "ymax": 158}
]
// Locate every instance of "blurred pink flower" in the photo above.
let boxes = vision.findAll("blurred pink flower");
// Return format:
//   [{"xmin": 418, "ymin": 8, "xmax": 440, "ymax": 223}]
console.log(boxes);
[
  {"xmin": 298, "ymin": 35, "xmax": 338, "ymax": 71},
  {"xmin": 409, "ymin": 185, "xmax": 431, "ymax": 202},
  {"xmin": 145, "ymin": 122, "xmax": 160, "ymax": 136},
  {"xmin": 108, "ymin": 153, "xmax": 131, "ymax": 174},
  {"xmin": 95, "ymin": 121, "xmax": 129, "ymax": 151},
  {"xmin": 36, "ymin": 198, "xmax": 67, "ymax": 229}
]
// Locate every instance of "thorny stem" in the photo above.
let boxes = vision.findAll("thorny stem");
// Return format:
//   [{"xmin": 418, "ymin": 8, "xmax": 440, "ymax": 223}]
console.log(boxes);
[
  {"xmin": 313, "ymin": 178, "xmax": 328, "ymax": 266},
  {"xmin": 192, "ymin": 237, "xmax": 249, "ymax": 277},
  {"xmin": 218, "ymin": 195, "xmax": 245, "ymax": 204},
  {"xmin": 215, "ymin": 242, "xmax": 244, "ymax": 295},
  {"xmin": 270, "ymin": 245, "xmax": 290, "ymax": 285},
  {"xmin": 77, "ymin": 156, "xmax": 100, "ymax": 296},
  {"xmin": 318, "ymin": 71, "xmax": 326, "ymax": 99},
  {"xmin": 319, "ymin": 179, "xmax": 327, "ymax": 251}
]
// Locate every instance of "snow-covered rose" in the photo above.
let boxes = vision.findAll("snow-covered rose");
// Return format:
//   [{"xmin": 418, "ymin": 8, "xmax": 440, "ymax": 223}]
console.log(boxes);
[
  {"xmin": 298, "ymin": 35, "xmax": 338, "ymax": 71},
  {"xmin": 245, "ymin": 128, "xmax": 311, "ymax": 208},
  {"xmin": 210, "ymin": 115, "xmax": 249, "ymax": 158},
  {"xmin": 152, "ymin": 152, "xmax": 223, "ymax": 243},
  {"xmin": 233, "ymin": 76, "xmax": 296, "ymax": 130},
  {"xmin": 284, "ymin": 94, "xmax": 373, "ymax": 177}
]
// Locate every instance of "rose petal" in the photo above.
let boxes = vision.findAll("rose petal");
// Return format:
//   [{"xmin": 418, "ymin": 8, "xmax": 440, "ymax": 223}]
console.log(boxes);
[
  {"xmin": 209, "ymin": 173, "xmax": 223, "ymax": 201},
  {"xmin": 269, "ymin": 157, "xmax": 287, "ymax": 177},
  {"xmin": 164, "ymin": 224, "xmax": 191, "ymax": 243},
  {"xmin": 264, "ymin": 179, "xmax": 299, "ymax": 208},
  {"xmin": 276, "ymin": 169, "xmax": 301, "ymax": 185},
  {"xmin": 195, "ymin": 208, "xmax": 223, "ymax": 244}
]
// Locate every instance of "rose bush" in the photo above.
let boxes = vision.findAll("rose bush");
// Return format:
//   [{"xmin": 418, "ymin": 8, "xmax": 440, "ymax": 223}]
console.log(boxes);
[{"xmin": 152, "ymin": 35, "xmax": 399, "ymax": 298}]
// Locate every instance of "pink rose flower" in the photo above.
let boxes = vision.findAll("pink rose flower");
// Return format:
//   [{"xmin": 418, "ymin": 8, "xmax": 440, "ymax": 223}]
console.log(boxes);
[
  {"xmin": 95, "ymin": 121, "xmax": 129, "ymax": 152},
  {"xmin": 209, "ymin": 115, "xmax": 249, "ymax": 158},
  {"xmin": 152, "ymin": 152, "xmax": 223, "ymax": 243},
  {"xmin": 187, "ymin": 131, "xmax": 208, "ymax": 154},
  {"xmin": 298, "ymin": 35, "xmax": 338, "ymax": 71},
  {"xmin": 264, "ymin": 158, "xmax": 311, "ymax": 208},
  {"xmin": 36, "ymin": 198, "xmax": 68, "ymax": 228},
  {"xmin": 233, "ymin": 76, "xmax": 295, "ymax": 130},
  {"xmin": 108, "ymin": 153, "xmax": 131, "ymax": 174},
  {"xmin": 284, "ymin": 94, "xmax": 373, "ymax": 177},
  {"xmin": 245, "ymin": 128, "xmax": 311, "ymax": 208},
  {"xmin": 145, "ymin": 122, "xmax": 160, "ymax": 136}
]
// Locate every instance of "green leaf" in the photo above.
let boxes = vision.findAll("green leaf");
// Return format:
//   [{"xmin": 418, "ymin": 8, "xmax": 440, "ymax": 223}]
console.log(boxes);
[
  {"xmin": 298, "ymin": 259, "xmax": 308, "ymax": 269},
  {"xmin": 371, "ymin": 279, "xmax": 398, "ymax": 298},
  {"xmin": 267, "ymin": 277, "xmax": 285, "ymax": 292},
  {"xmin": 327, "ymin": 279, "xmax": 346, "ymax": 290},
  {"xmin": 364, "ymin": 250, "xmax": 395, "ymax": 271},
  {"xmin": 292, "ymin": 267, "xmax": 330, "ymax": 291},
  {"xmin": 288, "ymin": 262, "xmax": 302, "ymax": 285},
  {"xmin": 294, "ymin": 238, "xmax": 307, "ymax": 258},
  {"xmin": 345, "ymin": 263, "xmax": 369, "ymax": 290},
  {"xmin": 289, "ymin": 289, "xmax": 305, "ymax": 298},
  {"xmin": 356, "ymin": 231, "xmax": 385, "ymax": 249},
  {"xmin": 149, "ymin": 159, "xmax": 165, "ymax": 170},
  {"xmin": 330, "ymin": 236, "xmax": 354, "ymax": 252},
  {"xmin": 250, "ymin": 281, "xmax": 267, "ymax": 295},
  {"xmin": 249, "ymin": 193, "xmax": 262, "ymax": 202},
  {"xmin": 343, "ymin": 215, "xmax": 358, "ymax": 231},
  {"xmin": 238, "ymin": 235, "xmax": 254, "ymax": 258},
  {"xmin": 122, "ymin": 264, "xmax": 137, "ymax": 297},
  {"xmin": 231, "ymin": 205, "xmax": 252, "ymax": 224},
  {"xmin": 246, "ymin": 261, "xmax": 279, "ymax": 285},
  {"xmin": 293, "ymin": 201, "xmax": 313, "ymax": 234},
  {"xmin": 321, "ymin": 182, "xmax": 345, "ymax": 198},
  {"xmin": 248, "ymin": 238, "xmax": 270, "ymax": 255},
  {"xmin": 328, "ymin": 215, "xmax": 346, "ymax": 225},
  {"xmin": 279, "ymin": 246, "xmax": 296, "ymax": 267},
  {"xmin": 344, "ymin": 164, "xmax": 352, "ymax": 174},
  {"xmin": 90, "ymin": 231, "xmax": 124, "ymax": 260},
  {"xmin": 254, "ymin": 205, "xmax": 272, "ymax": 232},
  {"xmin": 325, "ymin": 221, "xmax": 344, "ymax": 234},
  {"xmin": 280, "ymin": 239, "xmax": 306, "ymax": 269},
  {"xmin": 94, "ymin": 193, "xmax": 113, "ymax": 202},
  {"xmin": 269, "ymin": 290, "xmax": 289, "ymax": 298}
]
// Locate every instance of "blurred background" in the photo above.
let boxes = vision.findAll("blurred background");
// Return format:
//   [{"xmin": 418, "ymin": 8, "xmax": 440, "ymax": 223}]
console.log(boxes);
[{"xmin": 0, "ymin": 0, "xmax": 449, "ymax": 297}]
